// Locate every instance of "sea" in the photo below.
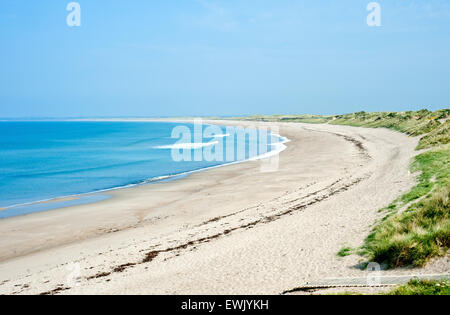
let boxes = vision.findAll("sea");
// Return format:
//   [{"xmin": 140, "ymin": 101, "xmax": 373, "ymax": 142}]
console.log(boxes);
[{"xmin": 0, "ymin": 121, "xmax": 287, "ymax": 218}]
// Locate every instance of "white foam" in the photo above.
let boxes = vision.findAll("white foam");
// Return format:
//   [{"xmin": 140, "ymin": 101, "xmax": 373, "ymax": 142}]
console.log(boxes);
[
  {"xmin": 155, "ymin": 141, "xmax": 219, "ymax": 150},
  {"xmin": 3, "ymin": 128, "xmax": 290, "ymax": 211},
  {"xmin": 248, "ymin": 133, "xmax": 291, "ymax": 161},
  {"xmin": 211, "ymin": 133, "xmax": 230, "ymax": 138}
]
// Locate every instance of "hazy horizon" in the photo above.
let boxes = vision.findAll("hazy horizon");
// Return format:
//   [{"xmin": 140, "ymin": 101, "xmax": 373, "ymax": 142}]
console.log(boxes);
[{"xmin": 0, "ymin": 107, "xmax": 449, "ymax": 120}]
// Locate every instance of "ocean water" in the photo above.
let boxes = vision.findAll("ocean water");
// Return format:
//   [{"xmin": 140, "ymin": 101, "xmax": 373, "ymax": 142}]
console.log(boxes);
[{"xmin": 0, "ymin": 121, "xmax": 283, "ymax": 217}]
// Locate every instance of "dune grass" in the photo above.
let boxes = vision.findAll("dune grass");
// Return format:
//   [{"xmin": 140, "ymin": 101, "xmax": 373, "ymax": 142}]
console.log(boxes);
[
  {"xmin": 337, "ymin": 247, "xmax": 353, "ymax": 257},
  {"xmin": 361, "ymin": 134, "xmax": 449, "ymax": 267},
  {"xmin": 230, "ymin": 109, "xmax": 449, "ymax": 149},
  {"xmin": 364, "ymin": 185, "xmax": 449, "ymax": 267},
  {"xmin": 333, "ymin": 279, "xmax": 449, "ymax": 295},
  {"xmin": 329, "ymin": 109, "xmax": 450, "ymax": 148},
  {"xmin": 417, "ymin": 121, "xmax": 450, "ymax": 149},
  {"xmin": 386, "ymin": 279, "xmax": 449, "ymax": 295}
]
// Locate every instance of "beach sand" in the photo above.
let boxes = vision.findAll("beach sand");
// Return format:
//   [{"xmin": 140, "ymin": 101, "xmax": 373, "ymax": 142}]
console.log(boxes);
[{"xmin": 0, "ymin": 121, "xmax": 448, "ymax": 295}]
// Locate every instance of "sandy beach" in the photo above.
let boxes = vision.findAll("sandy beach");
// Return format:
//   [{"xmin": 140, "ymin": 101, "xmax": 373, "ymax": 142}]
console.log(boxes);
[{"xmin": 0, "ymin": 120, "xmax": 447, "ymax": 295}]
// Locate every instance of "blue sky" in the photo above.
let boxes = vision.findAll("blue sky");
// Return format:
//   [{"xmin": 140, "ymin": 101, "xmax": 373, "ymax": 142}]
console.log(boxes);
[{"xmin": 0, "ymin": 0, "xmax": 449, "ymax": 117}]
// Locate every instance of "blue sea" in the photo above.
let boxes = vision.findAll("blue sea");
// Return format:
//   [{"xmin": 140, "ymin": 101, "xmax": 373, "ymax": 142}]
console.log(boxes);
[{"xmin": 0, "ymin": 121, "xmax": 281, "ymax": 218}]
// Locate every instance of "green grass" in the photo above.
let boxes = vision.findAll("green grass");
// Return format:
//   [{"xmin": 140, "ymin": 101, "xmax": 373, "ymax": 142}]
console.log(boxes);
[
  {"xmin": 332, "ymin": 279, "xmax": 449, "ymax": 295},
  {"xmin": 329, "ymin": 109, "xmax": 450, "ymax": 149},
  {"xmin": 386, "ymin": 279, "xmax": 450, "ymax": 295},
  {"xmin": 403, "ymin": 146, "xmax": 449, "ymax": 204},
  {"xmin": 417, "ymin": 121, "xmax": 450, "ymax": 149},
  {"xmin": 378, "ymin": 146, "xmax": 450, "ymax": 215},
  {"xmin": 337, "ymin": 247, "xmax": 353, "ymax": 257},
  {"xmin": 331, "ymin": 109, "xmax": 446, "ymax": 130},
  {"xmin": 361, "ymin": 143, "xmax": 449, "ymax": 268},
  {"xmin": 364, "ymin": 185, "xmax": 449, "ymax": 267}
]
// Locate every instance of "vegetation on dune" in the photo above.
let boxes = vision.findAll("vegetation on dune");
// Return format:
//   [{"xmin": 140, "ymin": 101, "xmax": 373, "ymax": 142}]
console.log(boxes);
[
  {"xmin": 337, "ymin": 247, "xmax": 353, "ymax": 257},
  {"xmin": 331, "ymin": 110, "xmax": 450, "ymax": 267},
  {"xmin": 227, "ymin": 114, "xmax": 332, "ymax": 124},
  {"xmin": 417, "ymin": 121, "xmax": 450, "ymax": 149},
  {"xmin": 364, "ymin": 185, "xmax": 449, "ymax": 267},
  {"xmin": 385, "ymin": 279, "xmax": 449, "ymax": 295},
  {"xmin": 333, "ymin": 279, "xmax": 449, "ymax": 295},
  {"xmin": 330, "ymin": 109, "xmax": 450, "ymax": 149},
  {"xmin": 402, "ymin": 147, "xmax": 449, "ymax": 204},
  {"xmin": 232, "ymin": 109, "xmax": 449, "ymax": 149},
  {"xmin": 235, "ymin": 109, "xmax": 450, "ymax": 269}
]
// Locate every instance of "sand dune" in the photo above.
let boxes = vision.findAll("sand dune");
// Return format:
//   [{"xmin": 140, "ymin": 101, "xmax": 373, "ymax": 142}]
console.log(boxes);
[{"xmin": 0, "ymin": 121, "xmax": 447, "ymax": 295}]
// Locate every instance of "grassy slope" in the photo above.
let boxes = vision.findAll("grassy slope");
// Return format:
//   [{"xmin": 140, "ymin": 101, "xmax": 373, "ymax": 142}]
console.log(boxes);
[
  {"xmin": 335, "ymin": 279, "xmax": 449, "ymax": 295},
  {"xmin": 386, "ymin": 279, "xmax": 449, "ymax": 295},
  {"xmin": 330, "ymin": 109, "xmax": 449, "ymax": 149},
  {"xmin": 230, "ymin": 109, "xmax": 450, "ymax": 268}
]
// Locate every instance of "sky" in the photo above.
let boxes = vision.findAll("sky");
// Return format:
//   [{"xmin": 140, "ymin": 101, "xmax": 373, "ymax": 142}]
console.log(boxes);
[{"xmin": 0, "ymin": 0, "xmax": 449, "ymax": 118}]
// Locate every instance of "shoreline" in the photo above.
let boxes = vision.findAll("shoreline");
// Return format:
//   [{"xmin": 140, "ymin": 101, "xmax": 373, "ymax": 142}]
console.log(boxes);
[
  {"xmin": 0, "ymin": 120, "xmax": 288, "ymax": 218},
  {"xmin": 1, "ymin": 120, "xmax": 447, "ymax": 295}
]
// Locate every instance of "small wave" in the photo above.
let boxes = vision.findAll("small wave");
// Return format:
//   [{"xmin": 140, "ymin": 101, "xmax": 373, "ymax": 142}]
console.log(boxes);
[
  {"xmin": 211, "ymin": 133, "xmax": 230, "ymax": 138},
  {"xmin": 155, "ymin": 141, "xmax": 219, "ymax": 150},
  {"xmin": 2, "ymin": 128, "xmax": 291, "ymax": 212},
  {"xmin": 248, "ymin": 133, "xmax": 290, "ymax": 161}
]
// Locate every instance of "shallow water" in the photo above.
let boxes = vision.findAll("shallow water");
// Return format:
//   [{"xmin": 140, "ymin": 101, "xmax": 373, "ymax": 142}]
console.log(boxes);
[{"xmin": 0, "ymin": 121, "xmax": 279, "ymax": 218}]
